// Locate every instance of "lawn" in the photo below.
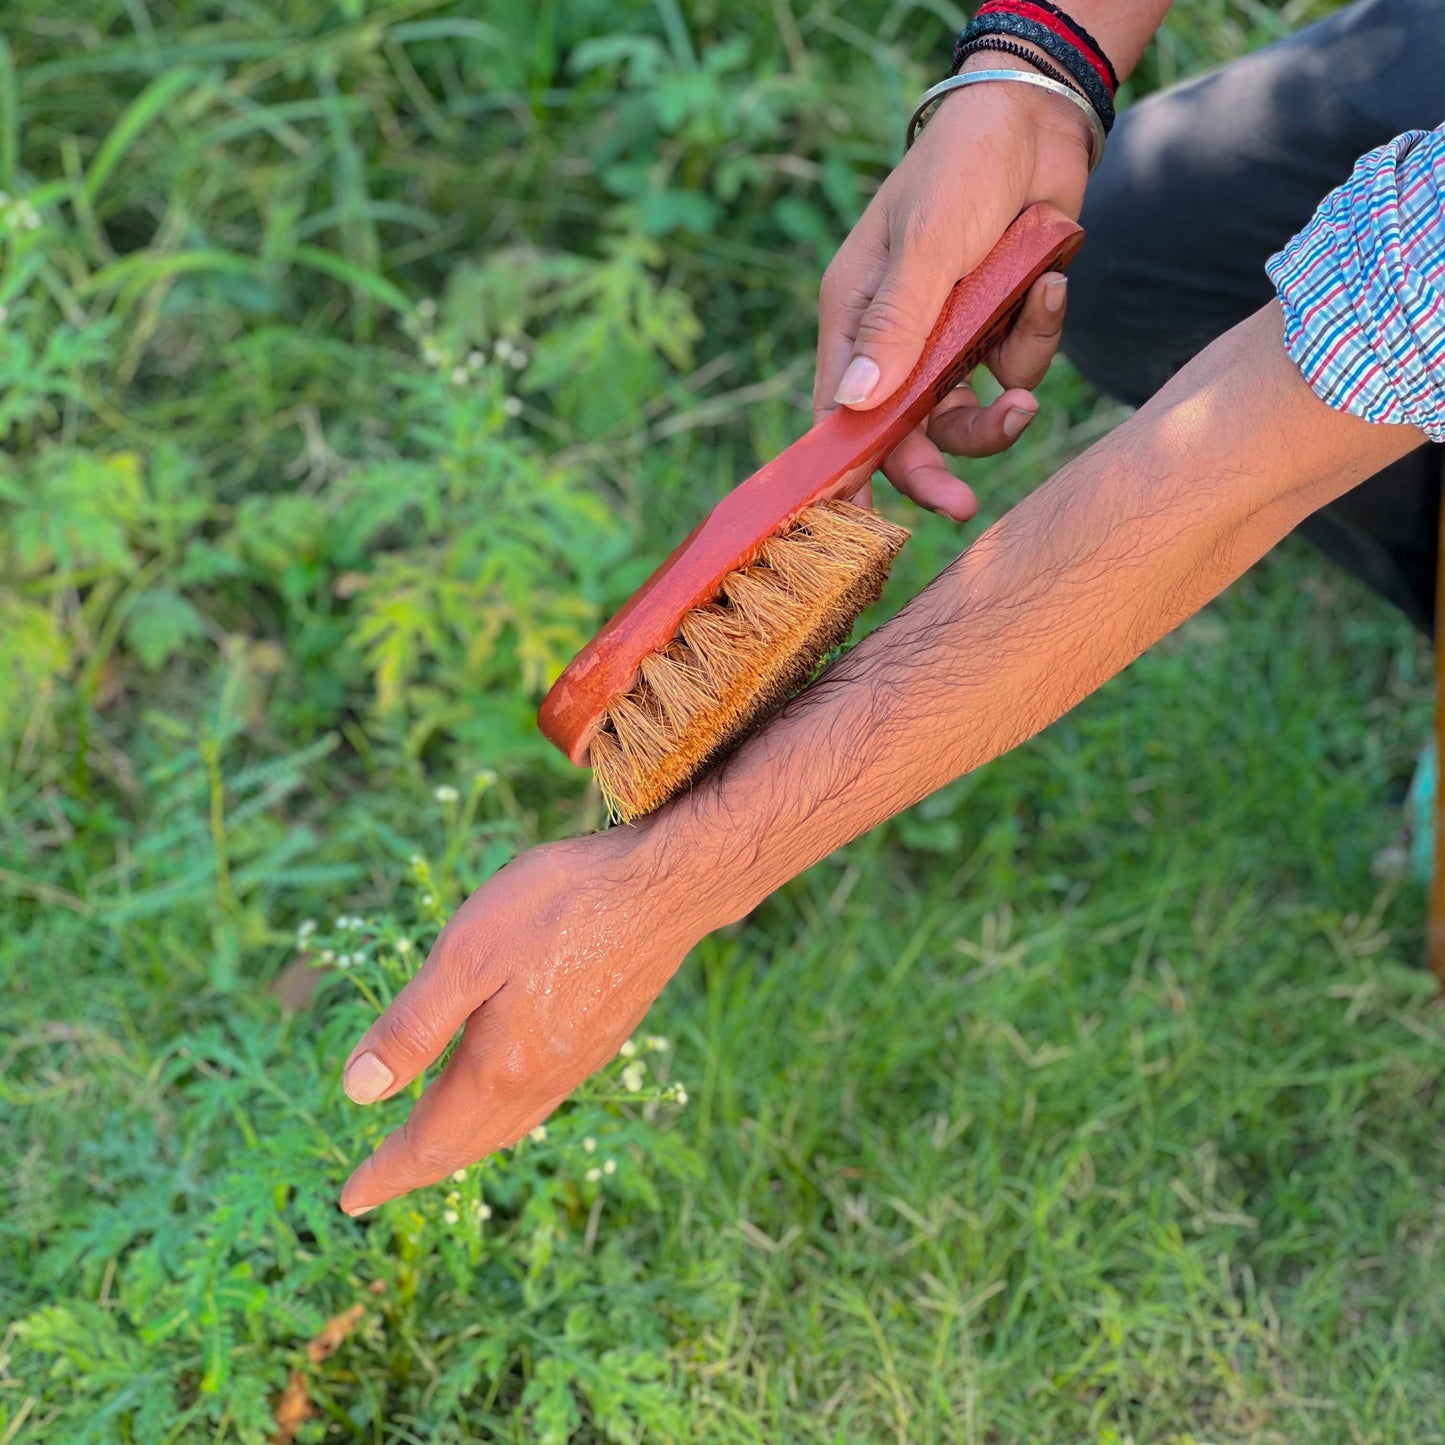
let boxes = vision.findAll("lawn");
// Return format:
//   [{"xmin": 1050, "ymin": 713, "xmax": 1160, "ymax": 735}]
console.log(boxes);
[{"xmin": 3, "ymin": 3, "xmax": 1444, "ymax": 1442}]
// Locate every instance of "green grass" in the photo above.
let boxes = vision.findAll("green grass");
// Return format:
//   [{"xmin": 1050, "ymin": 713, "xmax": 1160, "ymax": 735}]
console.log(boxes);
[{"xmin": 5, "ymin": 1, "xmax": 1445, "ymax": 1441}]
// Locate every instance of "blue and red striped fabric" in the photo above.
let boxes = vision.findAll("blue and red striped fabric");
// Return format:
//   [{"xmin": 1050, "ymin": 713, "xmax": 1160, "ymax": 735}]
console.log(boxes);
[{"xmin": 1266, "ymin": 124, "xmax": 1445, "ymax": 442}]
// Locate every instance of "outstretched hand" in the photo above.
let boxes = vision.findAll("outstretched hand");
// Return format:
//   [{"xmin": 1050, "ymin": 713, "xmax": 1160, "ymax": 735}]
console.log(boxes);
[
  {"xmin": 338, "ymin": 826, "xmax": 700, "ymax": 1214},
  {"xmin": 817, "ymin": 61, "xmax": 1093, "ymax": 519}
]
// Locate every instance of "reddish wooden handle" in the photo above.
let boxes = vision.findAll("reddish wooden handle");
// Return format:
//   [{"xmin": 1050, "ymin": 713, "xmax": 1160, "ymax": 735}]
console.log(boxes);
[{"xmin": 540, "ymin": 202, "xmax": 1084, "ymax": 764}]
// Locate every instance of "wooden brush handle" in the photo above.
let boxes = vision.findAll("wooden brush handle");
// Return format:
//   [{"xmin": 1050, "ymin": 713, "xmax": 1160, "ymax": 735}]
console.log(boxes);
[{"xmin": 540, "ymin": 202, "xmax": 1084, "ymax": 764}]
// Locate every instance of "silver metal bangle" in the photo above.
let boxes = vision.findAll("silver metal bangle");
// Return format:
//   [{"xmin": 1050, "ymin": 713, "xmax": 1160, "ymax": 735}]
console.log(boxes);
[{"xmin": 906, "ymin": 69, "xmax": 1106, "ymax": 171}]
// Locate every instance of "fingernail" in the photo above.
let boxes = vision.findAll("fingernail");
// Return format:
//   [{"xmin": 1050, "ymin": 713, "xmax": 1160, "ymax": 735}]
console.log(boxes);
[
  {"xmin": 1043, "ymin": 276, "xmax": 1068, "ymax": 313},
  {"xmin": 834, "ymin": 355, "xmax": 880, "ymax": 407},
  {"xmin": 1003, "ymin": 406, "xmax": 1036, "ymax": 440},
  {"xmin": 344, "ymin": 1051, "xmax": 394, "ymax": 1104},
  {"xmin": 346, "ymin": 1204, "xmax": 377, "ymax": 1218}
]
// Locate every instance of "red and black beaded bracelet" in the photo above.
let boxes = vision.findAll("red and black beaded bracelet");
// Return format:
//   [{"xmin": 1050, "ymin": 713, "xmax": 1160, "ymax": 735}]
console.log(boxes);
[{"xmin": 954, "ymin": 1, "xmax": 1118, "ymax": 134}]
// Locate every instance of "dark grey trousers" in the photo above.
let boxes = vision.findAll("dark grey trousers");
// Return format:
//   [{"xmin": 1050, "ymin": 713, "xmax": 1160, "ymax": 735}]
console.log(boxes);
[{"xmin": 1064, "ymin": 0, "xmax": 1445, "ymax": 633}]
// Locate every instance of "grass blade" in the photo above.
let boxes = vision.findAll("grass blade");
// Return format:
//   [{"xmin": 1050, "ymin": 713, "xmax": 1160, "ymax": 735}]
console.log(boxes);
[
  {"xmin": 0, "ymin": 37, "xmax": 16, "ymax": 191},
  {"xmin": 84, "ymin": 67, "xmax": 202, "ymax": 203},
  {"xmin": 286, "ymin": 244, "xmax": 410, "ymax": 313}
]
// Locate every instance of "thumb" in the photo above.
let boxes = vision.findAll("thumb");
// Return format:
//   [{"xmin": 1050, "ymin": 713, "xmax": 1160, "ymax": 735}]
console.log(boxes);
[
  {"xmin": 833, "ymin": 216, "xmax": 960, "ymax": 412},
  {"xmin": 341, "ymin": 928, "xmax": 497, "ymax": 1105}
]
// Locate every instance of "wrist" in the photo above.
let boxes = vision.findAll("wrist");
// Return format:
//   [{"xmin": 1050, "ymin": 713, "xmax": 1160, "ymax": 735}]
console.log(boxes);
[
  {"xmin": 611, "ymin": 804, "xmax": 743, "ymax": 945},
  {"xmin": 634, "ymin": 772, "xmax": 813, "ymax": 937},
  {"xmin": 949, "ymin": 48, "xmax": 1097, "ymax": 160}
]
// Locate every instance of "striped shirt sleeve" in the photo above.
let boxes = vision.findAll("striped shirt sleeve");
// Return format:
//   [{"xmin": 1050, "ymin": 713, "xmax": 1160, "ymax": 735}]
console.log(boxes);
[{"xmin": 1265, "ymin": 124, "xmax": 1445, "ymax": 442}]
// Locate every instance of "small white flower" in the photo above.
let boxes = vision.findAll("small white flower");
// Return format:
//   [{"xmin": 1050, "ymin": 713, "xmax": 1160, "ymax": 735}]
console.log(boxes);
[
  {"xmin": 452, "ymin": 1168, "xmax": 467, "ymax": 1182},
  {"xmin": 645, "ymin": 1035, "xmax": 670, "ymax": 1053},
  {"xmin": 396, "ymin": 938, "xmax": 413, "ymax": 955},
  {"xmin": 493, "ymin": 337, "xmax": 514, "ymax": 363},
  {"xmin": 528, "ymin": 1125, "xmax": 548, "ymax": 1143},
  {"xmin": 584, "ymin": 1167, "xmax": 601, "ymax": 1184},
  {"xmin": 433, "ymin": 784, "xmax": 460, "ymax": 804},
  {"xmin": 582, "ymin": 1136, "xmax": 596, "ymax": 1154},
  {"xmin": 619, "ymin": 1039, "xmax": 637, "ymax": 1059},
  {"xmin": 467, "ymin": 350, "xmax": 485, "ymax": 369},
  {"xmin": 449, "ymin": 365, "xmax": 468, "ymax": 386},
  {"xmin": 508, "ymin": 349, "xmax": 526, "ymax": 369},
  {"xmin": 445, "ymin": 1191, "xmax": 460, "ymax": 1206},
  {"xmin": 443, "ymin": 1208, "xmax": 459, "ymax": 1225},
  {"xmin": 409, "ymin": 853, "xmax": 425, "ymax": 868},
  {"xmin": 621, "ymin": 1060, "xmax": 646, "ymax": 1093},
  {"xmin": 320, "ymin": 949, "xmax": 336, "ymax": 964},
  {"xmin": 297, "ymin": 919, "xmax": 317, "ymax": 939},
  {"xmin": 602, "ymin": 1158, "xmax": 616, "ymax": 1176},
  {"xmin": 421, "ymin": 343, "xmax": 441, "ymax": 367},
  {"xmin": 503, "ymin": 396, "xmax": 523, "ymax": 417},
  {"xmin": 476, "ymin": 1202, "xmax": 492, "ymax": 1220},
  {"xmin": 417, "ymin": 298, "xmax": 438, "ymax": 320},
  {"xmin": 668, "ymin": 1084, "xmax": 689, "ymax": 1106},
  {"xmin": 334, "ymin": 916, "xmax": 349, "ymax": 931},
  {"xmin": 421, "ymin": 893, "xmax": 435, "ymax": 907},
  {"xmin": 335, "ymin": 953, "xmax": 352, "ymax": 969}
]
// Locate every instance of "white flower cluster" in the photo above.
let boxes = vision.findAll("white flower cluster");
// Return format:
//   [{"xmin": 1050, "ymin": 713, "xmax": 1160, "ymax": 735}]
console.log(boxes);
[
  {"xmin": 584, "ymin": 1158, "xmax": 618, "ymax": 1184},
  {"xmin": 441, "ymin": 1190, "xmax": 492, "ymax": 1228},
  {"xmin": 0, "ymin": 193, "xmax": 41, "ymax": 233},
  {"xmin": 493, "ymin": 336, "xmax": 528, "ymax": 369}
]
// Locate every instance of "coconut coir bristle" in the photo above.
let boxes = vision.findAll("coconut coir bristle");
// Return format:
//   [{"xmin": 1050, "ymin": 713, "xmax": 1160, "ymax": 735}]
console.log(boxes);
[{"xmin": 587, "ymin": 499, "xmax": 909, "ymax": 822}]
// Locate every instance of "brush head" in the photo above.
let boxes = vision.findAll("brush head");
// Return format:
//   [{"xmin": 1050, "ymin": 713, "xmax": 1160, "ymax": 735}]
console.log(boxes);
[
  {"xmin": 538, "ymin": 204, "xmax": 1085, "ymax": 817},
  {"xmin": 585, "ymin": 500, "xmax": 908, "ymax": 822}
]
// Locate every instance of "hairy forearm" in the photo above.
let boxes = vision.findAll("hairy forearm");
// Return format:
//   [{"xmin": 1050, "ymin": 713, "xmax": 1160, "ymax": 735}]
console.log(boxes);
[{"xmin": 651, "ymin": 303, "xmax": 1423, "ymax": 929}]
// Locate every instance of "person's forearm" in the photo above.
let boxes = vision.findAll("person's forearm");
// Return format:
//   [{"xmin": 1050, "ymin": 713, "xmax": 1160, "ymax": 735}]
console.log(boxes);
[
  {"xmin": 653, "ymin": 303, "xmax": 1424, "ymax": 930},
  {"xmin": 1053, "ymin": 2, "xmax": 1171, "ymax": 78}
]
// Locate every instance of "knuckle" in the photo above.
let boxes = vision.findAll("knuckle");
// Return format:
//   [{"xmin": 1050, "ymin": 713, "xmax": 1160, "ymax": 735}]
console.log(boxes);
[
  {"xmin": 855, "ymin": 295, "xmax": 929, "ymax": 350},
  {"xmin": 377, "ymin": 1003, "xmax": 437, "ymax": 1064},
  {"xmin": 492, "ymin": 1040, "xmax": 539, "ymax": 1100},
  {"xmin": 895, "ymin": 204, "xmax": 946, "ymax": 259},
  {"xmin": 430, "ymin": 920, "xmax": 486, "ymax": 980},
  {"xmin": 819, "ymin": 259, "xmax": 872, "ymax": 317}
]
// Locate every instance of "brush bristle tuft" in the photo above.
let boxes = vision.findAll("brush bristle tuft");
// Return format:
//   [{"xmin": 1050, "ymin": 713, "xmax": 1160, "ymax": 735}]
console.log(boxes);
[{"xmin": 588, "ymin": 500, "xmax": 909, "ymax": 822}]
